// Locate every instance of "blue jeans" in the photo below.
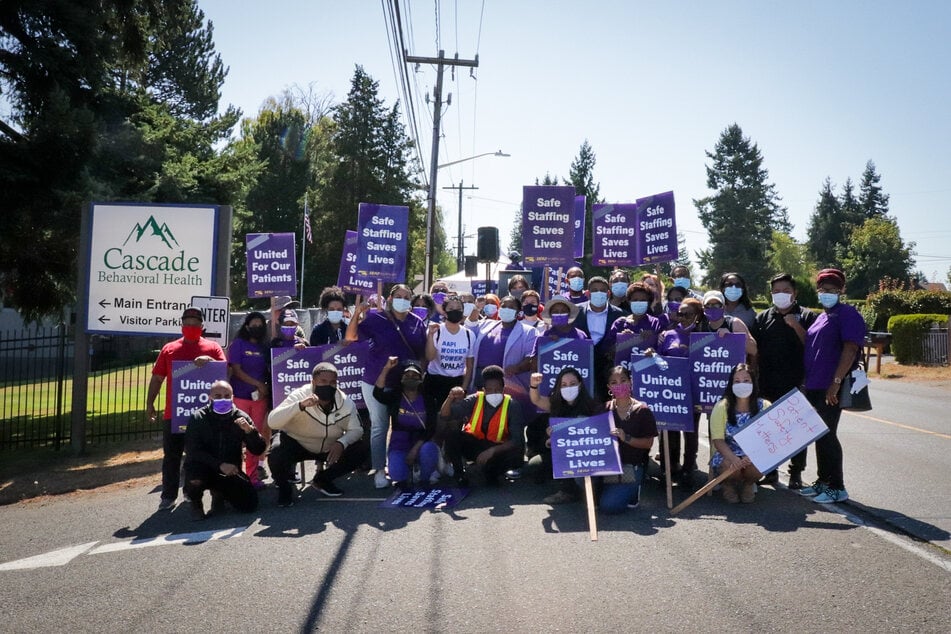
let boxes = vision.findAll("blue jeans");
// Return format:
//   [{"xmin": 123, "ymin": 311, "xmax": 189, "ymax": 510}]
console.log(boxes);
[
  {"xmin": 361, "ymin": 381, "xmax": 390, "ymax": 471},
  {"xmin": 388, "ymin": 441, "xmax": 440, "ymax": 485},
  {"xmin": 598, "ymin": 464, "xmax": 645, "ymax": 514}
]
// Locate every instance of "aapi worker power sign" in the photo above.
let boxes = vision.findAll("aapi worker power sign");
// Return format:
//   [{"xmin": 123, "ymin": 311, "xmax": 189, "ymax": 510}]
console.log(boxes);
[
  {"xmin": 170, "ymin": 360, "xmax": 228, "ymax": 433},
  {"xmin": 550, "ymin": 412, "xmax": 622, "ymax": 479}
]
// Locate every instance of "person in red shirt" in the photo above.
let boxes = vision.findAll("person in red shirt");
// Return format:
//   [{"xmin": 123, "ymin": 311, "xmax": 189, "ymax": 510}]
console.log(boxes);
[{"xmin": 146, "ymin": 306, "xmax": 226, "ymax": 511}]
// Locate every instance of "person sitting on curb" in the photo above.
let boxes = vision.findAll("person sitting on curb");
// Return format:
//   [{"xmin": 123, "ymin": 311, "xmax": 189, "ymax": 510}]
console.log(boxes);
[
  {"xmin": 267, "ymin": 362, "xmax": 368, "ymax": 507},
  {"xmin": 183, "ymin": 380, "xmax": 266, "ymax": 521},
  {"xmin": 440, "ymin": 365, "xmax": 526, "ymax": 487}
]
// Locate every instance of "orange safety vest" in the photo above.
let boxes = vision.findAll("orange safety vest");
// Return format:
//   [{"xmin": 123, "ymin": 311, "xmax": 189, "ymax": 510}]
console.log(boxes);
[{"xmin": 464, "ymin": 393, "xmax": 511, "ymax": 443}]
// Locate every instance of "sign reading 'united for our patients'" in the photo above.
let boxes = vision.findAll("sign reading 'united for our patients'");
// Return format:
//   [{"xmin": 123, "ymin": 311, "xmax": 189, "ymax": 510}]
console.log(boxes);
[
  {"xmin": 521, "ymin": 185, "xmax": 576, "ymax": 267},
  {"xmin": 86, "ymin": 202, "xmax": 218, "ymax": 336},
  {"xmin": 356, "ymin": 203, "xmax": 409, "ymax": 282},
  {"xmin": 246, "ymin": 232, "xmax": 297, "ymax": 297}
]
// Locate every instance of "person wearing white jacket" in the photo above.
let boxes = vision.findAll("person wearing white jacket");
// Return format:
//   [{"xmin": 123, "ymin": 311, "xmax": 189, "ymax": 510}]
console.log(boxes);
[{"xmin": 267, "ymin": 362, "xmax": 367, "ymax": 506}]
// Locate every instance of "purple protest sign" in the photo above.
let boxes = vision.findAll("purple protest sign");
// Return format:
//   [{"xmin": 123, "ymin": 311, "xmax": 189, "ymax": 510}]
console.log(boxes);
[
  {"xmin": 689, "ymin": 332, "xmax": 747, "ymax": 413},
  {"xmin": 246, "ymin": 233, "xmax": 297, "ymax": 297},
  {"xmin": 522, "ymin": 185, "xmax": 576, "ymax": 267},
  {"xmin": 573, "ymin": 195, "xmax": 586, "ymax": 259},
  {"xmin": 592, "ymin": 203, "xmax": 637, "ymax": 267},
  {"xmin": 337, "ymin": 230, "xmax": 375, "ymax": 295},
  {"xmin": 170, "ymin": 360, "xmax": 228, "ymax": 433},
  {"xmin": 537, "ymin": 337, "xmax": 594, "ymax": 397},
  {"xmin": 379, "ymin": 487, "xmax": 469, "ymax": 510},
  {"xmin": 470, "ymin": 280, "xmax": 497, "ymax": 296},
  {"xmin": 356, "ymin": 203, "xmax": 409, "ymax": 281},
  {"xmin": 312, "ymin": 340, "xmax": 369, "ymax": 410},
  {"xmin": 630, "ymin": 354, "xmax": 694, "ymax": 432},
  {"xmin": 550, "ymin": 412, "xmax": 622, "ymax": 479},
  {"xmin": 270, "ymin": 347, "xmax": 321, "ymax": 409},
  {"xmin": 613, "ymin": 331, "xmax": 657, "ymax": 369},
  {"xmin": 733, "ymin": 388, "xmax": 828, "ymax": 474},
  {"xmin": 634, "ymin": 191, "xmax": 678, "ymax": 265}
]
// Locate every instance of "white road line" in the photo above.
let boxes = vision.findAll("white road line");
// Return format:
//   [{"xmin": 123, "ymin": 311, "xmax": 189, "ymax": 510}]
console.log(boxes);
[
  {"xmin": 0, "ymin": 541, "xmax": 99, "ymax": 572},
  {"xmin": 87, "ymin": 526, "xmax": 247, "ymax": 554}
]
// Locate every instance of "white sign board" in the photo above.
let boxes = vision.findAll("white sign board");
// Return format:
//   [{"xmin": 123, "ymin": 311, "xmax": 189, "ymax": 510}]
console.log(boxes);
[
  {"xmin": 85, "ymin": 203, "xmax": 219, "ymax": 336},
  {"xmin": 189, "ymin": 295, "xmax": 231, "ymax": 348},
  {"xmin": 732, "ymin": 388, "xmax": 828, "ymax": 474}
]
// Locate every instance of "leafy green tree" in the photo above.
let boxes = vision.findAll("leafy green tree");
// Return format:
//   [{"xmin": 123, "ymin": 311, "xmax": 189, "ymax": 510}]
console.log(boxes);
[
  {"xmin": 841, "ymin": 217, "xmax": 915, "ymax": 298},
  {"xmin": 694, "ymin": 124, "xmax": 789, "ymax": 287},
  {"xmin": 767, "ymin": 230, "xmax": 817, "ymax": 305},
  {"xmin": 859, "ymin": 159, "xmax": 890, "ymax": 219}
]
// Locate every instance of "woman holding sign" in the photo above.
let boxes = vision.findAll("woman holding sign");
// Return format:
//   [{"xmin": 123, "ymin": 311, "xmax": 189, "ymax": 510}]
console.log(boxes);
[
  {"xmin": 710, "ymin": 364, "xmax": 768, "ymax": 503},
  {"xmin": 347, "ymin": 284, "xmax": 427, "ymax": 489}
]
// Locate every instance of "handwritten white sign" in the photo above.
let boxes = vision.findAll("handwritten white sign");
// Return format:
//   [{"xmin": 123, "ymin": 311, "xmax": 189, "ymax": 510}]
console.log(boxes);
[{"xmin": 732, "ymin": 388, "xmax": 828, "ymax": 474}]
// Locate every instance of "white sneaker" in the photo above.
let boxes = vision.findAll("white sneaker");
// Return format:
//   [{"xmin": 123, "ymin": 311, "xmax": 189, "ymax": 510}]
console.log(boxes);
[{"xmin": 374, "ymin": 470, "xmax": 389, "ymax": 489}]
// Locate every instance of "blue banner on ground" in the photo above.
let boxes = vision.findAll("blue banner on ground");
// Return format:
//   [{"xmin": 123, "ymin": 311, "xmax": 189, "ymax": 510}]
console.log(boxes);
[
  {"xmin": 550, "ymin": 412, "xmax": 622, "ymax": 479},
  {"xmin": 379, "ymin": 487, "xmax": 469, "ymax": 509}
]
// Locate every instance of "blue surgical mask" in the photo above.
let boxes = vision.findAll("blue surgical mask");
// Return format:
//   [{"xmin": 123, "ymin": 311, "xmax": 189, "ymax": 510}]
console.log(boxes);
[
  {"xmin": 723, "ymin": 286, "xmax": 743, "ymax": 302},
  {"xmin": 611, "ymin": 282, "xmax": 629, "ymax": 298},
  {"xmin": 630, "ymin": 301, "xmax": 649, "ymax": 315},
  {"xmin": 499, "ymin": 307, "xmax": 518, "ymax": 323},
  {"xmin": 327, "ymin": 310, "xmax": 343, "ymax": 323},
  {"xmin": 483, "ymin": 304, "xmax": 498, "ymax": 317},
  {"xmin": 589, "ymin": 291, "xmax": 608, "ymax": 308},
  {"xmin": 390, "ymin": 297, "xmax": 412, "ymax": 313},
  {"xmin": 568, "ymin": 277, "xmax": 585, "ymax": 292},
  {"xmin": 818, "ymin": 292, "xmax": 840, "ymax": 309},
  {"xmin": 673, "ymin": 277, "xmax": 690, "ymax": 289},
  {"xmin": 463, "ymin": 302, "xmax": 476, "ymax": 317}
]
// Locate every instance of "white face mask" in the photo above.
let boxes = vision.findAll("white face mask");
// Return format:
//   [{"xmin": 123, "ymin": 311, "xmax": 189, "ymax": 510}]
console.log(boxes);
[
  {"xmin": 485, "ymin": 393, "xmax": 504, "ymax": 408},
  {"xmin": 771, "ymin": 292, "xmax": 793, "ymax": 310},
  {"xmin": 560, "ymin": 384, "xmax": 580, "ymax": 403},
  {"xmin": 499, "ymin": 307, "xmax": 518, "ymax": 323},
  {"xmin": 732, "ymin": 382, "xmax": 753, "ymax": 399},
  {"xmin": 462, "ymin": 302, "xmax": 476, "ymax": 317},
  {"xmin": 327, "ymin": 310, "xmax": 343, "ymax": 323}
]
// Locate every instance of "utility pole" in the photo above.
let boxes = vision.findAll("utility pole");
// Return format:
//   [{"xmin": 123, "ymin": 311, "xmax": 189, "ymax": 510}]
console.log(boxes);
[
  {"xmin": 443, "ymin": 180, "xmax": 478, "ymax": 271},
  {"xmin": 405, "ymin": 49, "xmax": 478, "ymax": 290}
]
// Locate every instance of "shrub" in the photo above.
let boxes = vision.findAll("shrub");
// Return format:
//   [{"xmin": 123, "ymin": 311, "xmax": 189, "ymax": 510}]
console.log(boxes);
[
  {"xmin": 887, "ymin": 314, "xmax": 950, "ymax": 364},
  {"xmin": 866, "ymin": 290, "xmax": 951, "ymax": 331}
]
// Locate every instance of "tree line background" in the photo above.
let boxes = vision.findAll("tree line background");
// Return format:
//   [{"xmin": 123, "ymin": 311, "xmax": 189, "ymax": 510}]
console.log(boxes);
[{"xmin": 0, "ymin": 1, "xmax": 928, "ymax": 321}]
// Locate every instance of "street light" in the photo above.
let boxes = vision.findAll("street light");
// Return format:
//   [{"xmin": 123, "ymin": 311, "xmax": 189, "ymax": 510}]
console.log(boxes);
[{"xmin": 424, "ymin": 150, "xmax": 510, "ymax": 289}]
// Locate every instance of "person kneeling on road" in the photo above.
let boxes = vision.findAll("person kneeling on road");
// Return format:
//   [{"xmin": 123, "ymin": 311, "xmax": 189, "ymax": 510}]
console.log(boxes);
[
  {"xmin": 184, "ymin": 380, "xmax": 266, "ymax": 521},
  {"xmin": 440, "ymin": 365, "xmax": 525, "ymax": 486},
  {"xmin": 267, "ymin": 362, "xmax": 368, "ymax": 507}
]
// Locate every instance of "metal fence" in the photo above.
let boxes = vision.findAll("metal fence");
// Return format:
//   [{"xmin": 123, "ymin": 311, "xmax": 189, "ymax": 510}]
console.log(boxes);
[
  {"xmin": 921, "ymin": 327, "xmax": 949, "ymax": 366},
  {"xmin": 0, "ymin": 325, "xmax": 168, "ymax": 450}
]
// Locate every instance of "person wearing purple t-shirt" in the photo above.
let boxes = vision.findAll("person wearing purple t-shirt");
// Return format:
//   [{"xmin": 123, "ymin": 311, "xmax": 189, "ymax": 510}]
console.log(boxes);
[
  {"xmin": 346, "ymin": 284, "xmax": 427, "ymax": 489},
  {"xmin": 227, "ymin": 311, "xmax": 271, "ymax": 489},
  {"xmin": 604, "ymin": 282, "xmax": 661, "ymax": 363},
  {"xmin": 798, "ymin": 268, "xmax": 865, "ymax": 504}
]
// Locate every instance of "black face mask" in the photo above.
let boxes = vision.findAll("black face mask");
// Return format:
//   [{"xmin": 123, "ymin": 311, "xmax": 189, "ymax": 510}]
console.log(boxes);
[
  {"xmin": 402, "ymin": 377, "xmax": 423, "ymax": 390},
  {"xmin": 314, "ymin": 384, "xmax": 336, "ymax": 402},
  {"xmin": 248, "ymin": 325, "xmax": 266, "ymax": 339},
  {"xmin": 522, "ymin": 304, "xmax": 539, "ymax": 317},
  {"xmin": 445, "ymin": 309, "xmax": 463, "ymax": 323}
]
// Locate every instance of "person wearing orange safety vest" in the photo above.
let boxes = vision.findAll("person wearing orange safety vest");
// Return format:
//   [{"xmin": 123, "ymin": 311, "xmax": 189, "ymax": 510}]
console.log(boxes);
[{"xmin": 440, "ymin": 365, "xmax": 526, "ymax": 487}]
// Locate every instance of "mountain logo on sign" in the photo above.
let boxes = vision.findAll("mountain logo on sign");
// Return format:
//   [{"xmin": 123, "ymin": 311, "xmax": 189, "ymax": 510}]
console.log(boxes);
[{"xmin": 122, "ymin": 216, "xmax": 179, "ymax": 250}]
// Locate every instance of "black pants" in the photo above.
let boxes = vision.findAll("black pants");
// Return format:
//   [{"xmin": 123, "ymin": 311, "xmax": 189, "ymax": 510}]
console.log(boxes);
[
  {"xmin": 806, "ymin": 389, "xmax": 844, "ymax": 489},
  {"xmin": 268, "ymin": 431, "xmax": 369, "ymax": 497},
  {"xmin": 444, "ymin": 431, "xmax": 523, "ymax": 483},
  {"xmin": 162, "ymin": 423, "xmax": 185, "ymax": 500},
  {"xmin": 183, "ymin": 463, "xmax": 258, "ymax": 512},
  {"xmin": 424, "ymin": 373, "xmax": 464, "ymax": 442}
]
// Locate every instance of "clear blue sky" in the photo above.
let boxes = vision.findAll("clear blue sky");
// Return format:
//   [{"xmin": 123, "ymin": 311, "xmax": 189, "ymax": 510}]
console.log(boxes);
[{"xmin": 200, "ymin": 0, "xmax": 951, "ymax": 284}]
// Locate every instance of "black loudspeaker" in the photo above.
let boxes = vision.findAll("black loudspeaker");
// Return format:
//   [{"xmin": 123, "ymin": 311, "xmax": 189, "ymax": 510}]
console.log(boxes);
[
  {"xmin": 464, "ymin": 255, "xmax": 479, "ymax": 277},
  {"xmin": 477, "ymin": 226, "xmax": 500, "ymax": 262}
]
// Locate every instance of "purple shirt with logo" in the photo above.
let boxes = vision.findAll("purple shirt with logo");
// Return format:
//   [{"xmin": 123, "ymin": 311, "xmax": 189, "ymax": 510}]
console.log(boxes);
[
  {"xmin": 227, "ymin": 337, "xmax": 268, "ymax": 400},
  {"xmin": 804, "ymin": 303, "xmax": 866, "ymax": 390},
  {"xmin": 357, "ymin": 310, "xmax": 427, "ymax": 388}
]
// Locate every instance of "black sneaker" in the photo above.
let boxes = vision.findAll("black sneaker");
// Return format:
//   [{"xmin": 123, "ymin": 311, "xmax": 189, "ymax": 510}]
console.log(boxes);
[
  {"xmin": 627, "ymin": 487, "xmax": 641, "ymax": 509},
  {"xmin": 788, "ymin": 471, "xmax": 804, "ymax": 490},
  {"xmin": 315, "ymin": 480, "xmax": 343, "ymax": 497},
  {"xmin": 277, "ymin": 485, "xmax": 295, "ymax": 507},
  {"xmin": 256, "ymin": 465, "xmax": 268, "ymax": 480},
  {"xmin": 189, "ymin": 499, "xmax": 206, "ymax": 521},
  {"xmin": 758, "ymin": 471, "xmax": 779, "ymax": 486}
]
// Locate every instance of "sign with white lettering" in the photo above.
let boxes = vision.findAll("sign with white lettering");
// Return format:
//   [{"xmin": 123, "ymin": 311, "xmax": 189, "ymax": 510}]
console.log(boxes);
[
  {"xmin": 550, "ymin": 412, "xmax": 622, "ymax": 478},
  {"xmin": 630, "ymin": 354, "xmax": 694, "ymax": 431},
  {"xmin": 356, "ymin": 203, "xmax": 409, "ymax": 281},
  {"xmin": 732, "ymin": 388, "xmax": 828, "ymax": 474},
  {"xmin": 246, "ymin": 232, "xmax": 297, "ymax": 297},
  {"xmin": 592, "ymin": 203, "xmax": 637, "ymax": 266},
  {"xmin": 521, "ymin": 185, "xmax": 576, "ymax": 267},
  {"xmin": 170, "ymin": 360, "xmax": 228, "ymax": 433},
  {"xmin": 537, "ymin": 337, "xmax": 594, "ymax": 397},
  {"xmin": 270, "ymin": 343, "xmax": 369, "ymax": 410},
  {"xmin": 189, "ymin": 295, "xmax": 231, "ymax": 349},
  {"xmin": 573, "ymin": 195, "xmax": 586, "ymax": 259},
  {"xmin": 689, "ymin": 332, "xmax": 747, "ymax": 413},
  {"xmin": 337, "ymin": 230, "xmax": 375, "ymax": 294},
  {"xmin": 85, "ymin": 203, "xmax": 218, "ymax": 336},
  {"xmin": 634, "ymin": 191, "xmax": 678, "ymax": 264}
]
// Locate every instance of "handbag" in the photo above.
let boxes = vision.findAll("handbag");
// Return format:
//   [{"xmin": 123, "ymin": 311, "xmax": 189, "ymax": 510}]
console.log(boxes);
[{"xmin": 838, "ymin": 364, "xmax": 872, "ymax": 412}]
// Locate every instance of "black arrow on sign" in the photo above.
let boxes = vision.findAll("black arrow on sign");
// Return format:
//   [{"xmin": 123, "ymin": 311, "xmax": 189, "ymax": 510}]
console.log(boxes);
[
  {"xmin": 99, "ymin": 299, "xmax": 111, "ymax": 308},
  {"xmin": 98, "ymin": 315, "xmax": 110, "ymax": 324}
]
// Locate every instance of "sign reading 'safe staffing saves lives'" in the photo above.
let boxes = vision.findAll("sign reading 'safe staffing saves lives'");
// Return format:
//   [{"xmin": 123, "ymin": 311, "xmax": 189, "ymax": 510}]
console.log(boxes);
[{"xmin": 85, "ymin": 203, "xmax": 218, "ymax": 336}]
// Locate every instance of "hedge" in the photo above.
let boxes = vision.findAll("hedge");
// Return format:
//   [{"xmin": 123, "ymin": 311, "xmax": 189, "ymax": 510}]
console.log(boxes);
[
  {"xmin": 867, "ymin": 290, "xmax": 951, "ymax": 331},
  {"xmin": 887, "ymin": 313, "xmax": 950, "ymax": 364}
]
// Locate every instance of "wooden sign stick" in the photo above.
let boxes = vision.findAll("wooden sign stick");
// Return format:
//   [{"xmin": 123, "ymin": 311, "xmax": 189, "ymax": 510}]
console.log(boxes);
[
  {"xmin": 584, "ymin": 475, "xmax": 598, "ymax": 541},
  {"xmin": 670, "ymin": 464, "xmax": 739, "ymax": 515},
  {"xmin": 663, "ymin": 430, "xmax": 673, "ymax": 509}
]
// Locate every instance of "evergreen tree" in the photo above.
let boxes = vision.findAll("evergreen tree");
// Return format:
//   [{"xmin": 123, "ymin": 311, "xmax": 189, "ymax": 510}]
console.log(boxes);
[
  {"xmin": 694, "ymin": 124, "xmax": 789, "ymax": 287},
  {"xmin": 768, "ymin": 230, "xmax": 817, "ymax": 306},
  {"xmin": 565, "ymin": 140, "xmax": 603, "ymax": 272},
  {"xmin": 841, "ymin": 217, "xmax": 914, "ymax": 298},
  {"xmin": 806, "ymin": 178, "xmax": 844, "ymax": 267},
  {"xmin": 839, "ymin": 177, "xmax": 864, "ymax": 228},
  {"xmin": 859, "ymin": 160, "xmax": 890, "ymax": 219}
]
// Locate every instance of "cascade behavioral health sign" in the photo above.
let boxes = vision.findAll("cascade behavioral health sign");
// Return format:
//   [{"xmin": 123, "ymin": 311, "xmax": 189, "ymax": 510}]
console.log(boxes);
[
  {"xmin": 246, "ymin": 232, "xmax": 297, "ymax": 297},
  {"xmin": 521, "ymin": 185, "xmax": 576, "ymax": 267},
  {"xmin": 85, "ymin": 202, "xmax": 218, "ymax": 336}
]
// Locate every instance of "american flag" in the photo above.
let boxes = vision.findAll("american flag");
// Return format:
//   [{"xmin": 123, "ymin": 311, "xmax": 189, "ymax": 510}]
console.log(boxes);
[{"xmin": 303, "ymin": 200, "xmax": 313, "ymax": 244}]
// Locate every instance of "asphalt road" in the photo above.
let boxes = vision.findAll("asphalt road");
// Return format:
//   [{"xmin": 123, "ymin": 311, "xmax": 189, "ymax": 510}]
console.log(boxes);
[{"xmin": 1, "ymin": 378, "xmax": 948, "ymax": 632}]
